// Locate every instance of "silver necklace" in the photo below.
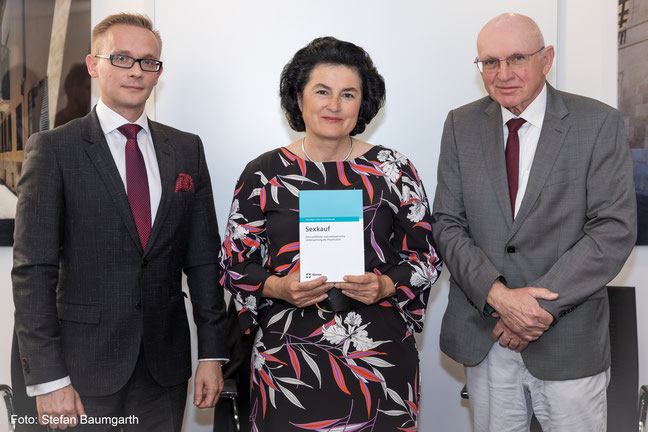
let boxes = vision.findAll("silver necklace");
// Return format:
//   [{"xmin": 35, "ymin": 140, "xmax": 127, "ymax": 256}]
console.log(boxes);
[{"xmin": 301, "ymin": 136, "xmax": 354, "ymax": 162}]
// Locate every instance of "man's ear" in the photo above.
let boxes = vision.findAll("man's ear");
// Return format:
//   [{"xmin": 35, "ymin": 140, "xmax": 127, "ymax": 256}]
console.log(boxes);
[
  {"xmin": 541, "ymin": 45, "xmax": 555, "ymax": 75},
  {"xmin": 86, "ymin": 54, "xmax": 99, "ymax": 78}
]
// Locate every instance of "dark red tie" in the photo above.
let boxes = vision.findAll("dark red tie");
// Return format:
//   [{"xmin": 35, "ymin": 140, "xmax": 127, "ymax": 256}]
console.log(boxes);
[
  {"xmin": 505, "ymin": 118, "xmax": 526, "ymax": 218},
  {"xmin": 118, "ymin": 124, "xmax": 151, "ymax": 249}
]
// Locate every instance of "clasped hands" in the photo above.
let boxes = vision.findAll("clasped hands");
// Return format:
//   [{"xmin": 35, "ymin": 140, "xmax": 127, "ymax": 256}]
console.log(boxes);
[
  {"xmin": 264, "ymin": 272, "xmax": 396, "ymax": 308},
  {"xmin": 486, "ymin": 279, "xmax": 558, "ymax": 352}
]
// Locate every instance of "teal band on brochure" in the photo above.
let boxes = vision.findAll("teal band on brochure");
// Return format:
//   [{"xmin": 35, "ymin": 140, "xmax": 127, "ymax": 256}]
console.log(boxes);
[
  {"xmin": 299, "ymin": 216, "xmax": 360, "ymax": 222},
  {"xmin": 299, "ymin": 189, "xmax": 363, "ymax": 219}
]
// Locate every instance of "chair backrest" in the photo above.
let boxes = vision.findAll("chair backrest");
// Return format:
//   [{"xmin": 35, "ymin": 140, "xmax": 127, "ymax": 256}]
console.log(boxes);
[
  {"xmin": 606, "ymin": 286, "xmax": 639, "ymax": 432},
  {"xmin": 0, "ymin": 385, "xmax": 15, "ymax": 432},
  {"xmin": 639, "ymin": 385, "xmax": 647, "ymax": 432}
]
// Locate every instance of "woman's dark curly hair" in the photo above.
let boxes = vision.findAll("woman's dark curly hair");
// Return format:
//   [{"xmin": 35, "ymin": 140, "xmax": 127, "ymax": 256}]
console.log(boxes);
[{"xmin": 280, "ymin": 36, "xmax": 386, "ymax": 136}]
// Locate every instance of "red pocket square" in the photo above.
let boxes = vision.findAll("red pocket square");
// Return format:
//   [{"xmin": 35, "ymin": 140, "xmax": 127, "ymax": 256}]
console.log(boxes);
[{"xmin": 175, "ymin": 173, "xmax": 194, "ymax": 192}]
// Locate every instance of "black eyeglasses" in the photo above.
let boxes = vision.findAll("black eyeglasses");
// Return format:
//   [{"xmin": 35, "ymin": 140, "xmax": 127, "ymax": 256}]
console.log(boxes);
[
  {"xmin": 474, "ymin": 47, "xmax": 544, "ymax": 73},
  {"xmin": 94, "ymin": 54, "xmax": 162, "ymax": 72}
]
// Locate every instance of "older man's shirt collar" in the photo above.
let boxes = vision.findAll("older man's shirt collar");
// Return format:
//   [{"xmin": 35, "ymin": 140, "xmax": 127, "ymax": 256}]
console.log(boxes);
[{"xmin": 501, "ymin": 83, "xmax": 547, "ymax": 129}]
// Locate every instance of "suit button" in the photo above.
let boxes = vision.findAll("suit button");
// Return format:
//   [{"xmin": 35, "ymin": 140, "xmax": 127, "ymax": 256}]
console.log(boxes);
[
  {"xmin": 506, "ymin": 246, "xmax": 516, "ymax": 253},
  {"xmin": 141, "ymin": 259, "xmax": 148, "ymax": 268},
  {"xmin": 135, "ymin": 302, "xmax": 142, "ymax": 310}
]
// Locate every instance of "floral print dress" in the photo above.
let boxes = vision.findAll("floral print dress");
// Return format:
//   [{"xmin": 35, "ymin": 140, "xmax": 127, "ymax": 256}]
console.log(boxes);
[{"xmin": 219, "ymin": 145, "xmax": 442, "ymax": 432}]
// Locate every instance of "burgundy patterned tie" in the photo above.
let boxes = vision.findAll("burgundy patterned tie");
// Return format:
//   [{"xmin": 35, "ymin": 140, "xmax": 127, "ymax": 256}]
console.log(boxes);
[
  {"xmin": 118, "ymin": 124, "xmax": 151, "ymax": 249},
  {"xmin": 505, "ymin": 118, "xmax": 526, "ymax": 218}
]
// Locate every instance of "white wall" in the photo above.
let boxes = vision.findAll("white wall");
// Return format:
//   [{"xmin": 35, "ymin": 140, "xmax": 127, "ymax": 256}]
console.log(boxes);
[
  {"xmin": 152, "ymin": 1, "xmax": 557, "ymax": 235},
  {"xmin": 556, "ymin": 0, "xmax": 618, "ymax": 107},
  {"xmin": 0, "ymin": 1, "xmax": 645, "ymax": 431}
]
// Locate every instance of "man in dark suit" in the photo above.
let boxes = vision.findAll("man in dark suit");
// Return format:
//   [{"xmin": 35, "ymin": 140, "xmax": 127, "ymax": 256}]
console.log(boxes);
[
  {"xmin": 12, "ymin": 13, "xmax": 227, "ymax": 430},
  {"xmin": 432, "ymin": 13, "xmax": 636, "ymax": 432}
]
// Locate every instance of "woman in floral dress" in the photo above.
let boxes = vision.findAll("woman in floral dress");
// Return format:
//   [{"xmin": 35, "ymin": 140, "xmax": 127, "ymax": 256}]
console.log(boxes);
[{"xmin": 219, "ymin": 37, "xmax": 441, "ymax": 432}]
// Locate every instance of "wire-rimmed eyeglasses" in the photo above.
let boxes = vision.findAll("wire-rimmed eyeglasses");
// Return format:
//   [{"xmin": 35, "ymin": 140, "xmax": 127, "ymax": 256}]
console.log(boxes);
[
  {"xmin": 474, "ymin": 47, "xmax": 544, "ymax": 73},
  {"xmin": 94, "ymin": 54, "xmax": 163, "ymax": 72}
]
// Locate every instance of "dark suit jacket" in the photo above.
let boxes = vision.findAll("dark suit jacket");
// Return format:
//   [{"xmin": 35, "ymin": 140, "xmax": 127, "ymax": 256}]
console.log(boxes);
[
  {"xmin": 12, "ymin": 109, "xmax": 227, "ymax": 396},
  {"xmin": 432, "ymin": 84, "xmax": 637, "ymax": 380}
]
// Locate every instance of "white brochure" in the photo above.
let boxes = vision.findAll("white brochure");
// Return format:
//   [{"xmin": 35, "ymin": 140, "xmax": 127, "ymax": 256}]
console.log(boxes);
[{"xmin": 299, "ymin": 189, "xmax": 364, "ymax": 282}]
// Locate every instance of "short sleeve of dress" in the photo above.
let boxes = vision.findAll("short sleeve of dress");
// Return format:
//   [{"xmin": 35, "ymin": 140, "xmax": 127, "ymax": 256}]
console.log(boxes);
[
  {"xmin": 381, "ymin": 155, "xmax": 442, "ymax": 333},
  {"xmin": 219, "ymin": 157, "xmax": 272, "ymax": 334}
]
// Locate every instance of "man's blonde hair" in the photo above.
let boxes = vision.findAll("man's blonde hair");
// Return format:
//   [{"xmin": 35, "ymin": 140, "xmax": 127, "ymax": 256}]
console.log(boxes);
[{"xmin": 92, "ymin": 13, "xmax": 162, "ymax": 55}]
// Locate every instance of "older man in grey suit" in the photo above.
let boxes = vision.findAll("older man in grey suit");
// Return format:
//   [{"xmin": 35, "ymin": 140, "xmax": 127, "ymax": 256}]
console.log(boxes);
[
  {"xmin": 12, "ymin": 13, "xmax": 226, "ymax": 431},
  {"xmin": 432, "ymin": 13, "xmax": 636, "ymax": 432}
]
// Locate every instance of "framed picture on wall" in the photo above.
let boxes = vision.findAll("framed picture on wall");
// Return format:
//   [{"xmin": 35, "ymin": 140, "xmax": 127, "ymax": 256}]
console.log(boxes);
[
  {"xmin": 0, "ymin": 0, "xmax": 91, "ymax": 246},
  {"xmin": 618, "ymin": 0, "xmax": 648, "ymax": 245}
]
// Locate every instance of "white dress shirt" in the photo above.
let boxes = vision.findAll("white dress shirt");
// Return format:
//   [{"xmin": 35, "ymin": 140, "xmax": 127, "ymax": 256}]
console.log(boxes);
[
  {"xmin": 501, "ymin": 84, "xmax": 548, "ymax": 217},
  {"xmin": 97, "ymin": 99, "xmax": 162, "ymax": 221}
]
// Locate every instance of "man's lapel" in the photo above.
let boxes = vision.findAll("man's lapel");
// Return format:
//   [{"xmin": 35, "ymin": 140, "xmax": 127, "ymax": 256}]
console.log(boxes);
[
  {"xmin": 145, "ymin": 120, "xmax": 175, "ymax": 256},
  {"xmin": 509, "ymin": 84, "xmax": 570, "ymax": 239},
  {"xmin": 82, "ymin": 109, "xmax": 144, "ymax": 253},
  {"xmin": 481, "ymin": 99, "xmax": 514, "ymax": 228}
]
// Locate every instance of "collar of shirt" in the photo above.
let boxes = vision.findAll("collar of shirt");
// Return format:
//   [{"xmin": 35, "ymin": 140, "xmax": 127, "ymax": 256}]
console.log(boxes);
[
  {"xmin": 96, "ymin": 99, "xmax": 151, "ymax": 137},
  {"xmin": 93, "ymin": 99, "xmax": 162, "ymax": 222},
  {"xmin": 501, "ymin": 83, "xmax": 548, "ymax": 132},
  {"xmin": 500, "ymin": 83, "xmax": 547, "ymax": 217}
]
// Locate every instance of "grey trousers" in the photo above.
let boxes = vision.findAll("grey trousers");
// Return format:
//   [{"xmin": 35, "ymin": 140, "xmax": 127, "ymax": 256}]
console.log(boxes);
[{"xmin": 465, "ymin": 342, "xmax": 609, "ymax": 432}]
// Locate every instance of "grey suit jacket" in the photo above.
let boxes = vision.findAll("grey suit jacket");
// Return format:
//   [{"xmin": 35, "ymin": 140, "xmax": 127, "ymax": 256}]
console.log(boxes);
[
  {"xmin": 12, "ymin": 109, "xmax": 227, "ymax": 396},
  {"xmin": 432, "ymin": 84, "xmax": 636, "ymax": 380}
]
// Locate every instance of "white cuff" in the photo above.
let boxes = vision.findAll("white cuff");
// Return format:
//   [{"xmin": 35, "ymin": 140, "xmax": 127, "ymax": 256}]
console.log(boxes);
[
  {"xmin": 26, "ymin": 376, "xmax": 72, "ymax": 397},
  {"xmin": 198, "ymin": 358, "xmax": 229, "ymax": 365}
]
